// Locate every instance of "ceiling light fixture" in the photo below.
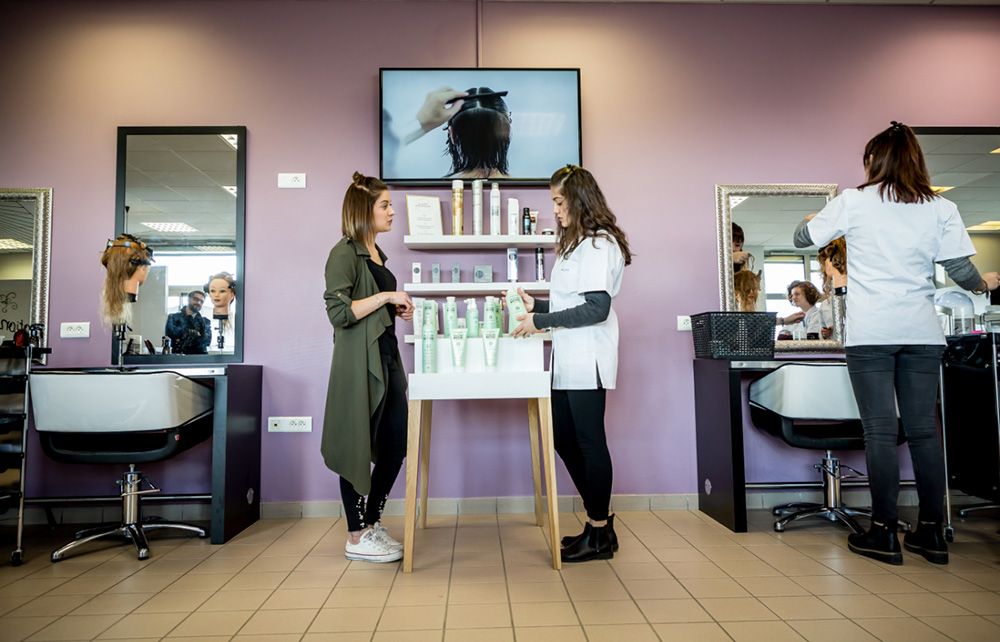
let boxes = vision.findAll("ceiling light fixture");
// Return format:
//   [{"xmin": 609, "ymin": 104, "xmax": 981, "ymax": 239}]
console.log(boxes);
[
  {"xmin": 220, "ymin": 134, "xmax": 238, "ymax": 150},
  {"xmin": 931, "ymin": 186, "xmax": 954, "ymax": 193},
  {"xmin": 222, "ymin": 186, "xmax": 237, "ymax": 197},
  {"xmin": 142, "ymin": 222, "xmax": 198, "ymax": 233},
  {"xmin": 0, "ymin": 239, "xmax": 32, "ymax": 250}
]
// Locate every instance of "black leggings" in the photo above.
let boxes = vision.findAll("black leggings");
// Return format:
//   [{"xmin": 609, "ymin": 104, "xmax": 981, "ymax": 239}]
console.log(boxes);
[
  {"xmin": 552, "ymin": 388, "xmax": 612, "ymax": 522},
  {"xmin": 340, "ymin": 352, "xmax": 408, "ymax": 532}
]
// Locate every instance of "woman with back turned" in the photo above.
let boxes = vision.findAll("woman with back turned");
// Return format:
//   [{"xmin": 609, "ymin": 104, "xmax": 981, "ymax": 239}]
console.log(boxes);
[{"xmin": 795, "ymin": 122, "xmax": 1000, "ymax": 565}]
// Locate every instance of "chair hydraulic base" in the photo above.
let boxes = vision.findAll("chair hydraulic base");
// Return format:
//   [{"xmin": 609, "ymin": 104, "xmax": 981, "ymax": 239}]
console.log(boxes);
[
  {"xmin": 956, "ymin": 502, "xmax": 1000, "ymax": 518},
  {"xmin": 51, "ymin": 466, "xmax": 208, "ymax": 562},
  {"xmin": 772, "ymin": 452, "xmax": 910, "ymax": 534}
]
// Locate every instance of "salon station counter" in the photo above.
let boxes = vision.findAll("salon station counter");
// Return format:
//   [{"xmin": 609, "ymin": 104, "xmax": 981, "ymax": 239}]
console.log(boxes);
[
  {"xmin": 693, "ymin": 356, "xmax": 846, "ymax": 532},
  {"xmin": 29, "ymin": 365, "xmax": 262, "ymax": 544}
]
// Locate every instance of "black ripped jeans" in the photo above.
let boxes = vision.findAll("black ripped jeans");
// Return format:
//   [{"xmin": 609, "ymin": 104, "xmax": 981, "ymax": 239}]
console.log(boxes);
[
  {"xmin": 552, "ymin": 388, "xmax": 612, "ymax": 522},
  {"xmin": 339, "ymin": 351, "xmax": 408, "ymax": 532},
  {"xmin": 845, "ymin": 344, "xmax": 946, "ymax": 525}
]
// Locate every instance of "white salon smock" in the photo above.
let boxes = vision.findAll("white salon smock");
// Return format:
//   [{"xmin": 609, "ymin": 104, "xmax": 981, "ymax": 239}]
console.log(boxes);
[
  {"xmin": 549, "ymin": 234, "xmax": 625, "ymax": 390},
  {"xmin": 807, "ymin": 188, "xmax": 975, "ymax": 346}
]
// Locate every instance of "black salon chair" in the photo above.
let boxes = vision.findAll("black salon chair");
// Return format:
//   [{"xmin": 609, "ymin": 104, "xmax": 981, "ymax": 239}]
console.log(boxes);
[
  {"xmin": 30, "ymin": 371, "xmax": 215, "ymax": 561},
  {"xmin": 749, "ymin": 363, "xmax": 907, "ymax": 534}
]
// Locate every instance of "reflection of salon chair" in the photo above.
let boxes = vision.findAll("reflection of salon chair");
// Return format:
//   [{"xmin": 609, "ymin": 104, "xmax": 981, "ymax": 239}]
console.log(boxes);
[
  {"xmin": 29, "ymin": 371, "xmax": 214, "ymax": 561},
  {"xmin": 749, "ymin": 363, "xmax": 906, "ymax": 534}
]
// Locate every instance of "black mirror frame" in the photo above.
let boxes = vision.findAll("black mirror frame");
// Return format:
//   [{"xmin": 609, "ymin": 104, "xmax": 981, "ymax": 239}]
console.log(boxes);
[{"xmin": 112, "ymin": 125, "xmax": 247, "ymax": 365}]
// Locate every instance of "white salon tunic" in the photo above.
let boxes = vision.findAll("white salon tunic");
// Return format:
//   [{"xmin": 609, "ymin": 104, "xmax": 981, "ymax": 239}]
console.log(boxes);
[
  {"xmin": 807, "ymin": 188, "xmax": 975, "ymax": 346},
  {"xmin": 549, "ymin": 234, "xmax": 625, "ymax": 390}
]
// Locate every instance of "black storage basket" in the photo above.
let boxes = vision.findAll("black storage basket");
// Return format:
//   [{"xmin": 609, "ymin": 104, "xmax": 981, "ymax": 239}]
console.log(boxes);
[{"xmin": 691, "ymin": 311, "xmax": 776, "ymax": 359}]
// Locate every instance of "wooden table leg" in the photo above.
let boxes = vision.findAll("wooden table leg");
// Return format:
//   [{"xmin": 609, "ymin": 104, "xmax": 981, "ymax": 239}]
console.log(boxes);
[
  {"xmin": 419, "ymin": 400, "xmax": 433, "ymax": 529},
  {"xmin": 527, "ymin": 399, "xmax": 544, "ymax": 527},
  {"xmin": 538, "ymin": 396, "xmax": 561, "ymax": 570},
  {"xmin": 403, "ymin": 399, "xmax": 423, "ymax": 573}
]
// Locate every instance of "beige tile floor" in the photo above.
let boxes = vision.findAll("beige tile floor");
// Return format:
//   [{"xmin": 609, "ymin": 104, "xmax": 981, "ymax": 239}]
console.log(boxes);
[{"xmin": 0, "ymin": 507, "xmax": 998, "ymax": 641}]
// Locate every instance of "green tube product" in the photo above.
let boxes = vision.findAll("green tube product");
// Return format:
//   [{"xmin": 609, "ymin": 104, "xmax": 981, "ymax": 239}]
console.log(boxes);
[
  {"xmin": 506, "ymin": 288, "xmax": 528, "ymax": 335},
  {"xmin": 421, "ymin": 319, "xmax": 436, "ymax": 373},
  {"xmin": 483, "ymin": 296, "xmax": 498, "ymax": 330},
  {"xmin": 423, "ymin": 300, "xmax": 436, "ymax": 335},
  {"xmin": 450, "ymin": 327, "xmax": 468, "ymax": 372},
  {"xmin": 411, "ymin": 297, "xmax": 425, "ymax": 335},
  {"xmin": 444, "ymin": 296, "xmax": 457, "ymax": 338},
  {"xmin": 482, "ymin": 327, "xmax": 501, "ymax": 370},
  {"xmin": 494, "ymin": 298, "xmax": 504, "ymax": 334},
  {"xmin": 465, "ymin": 298, "xmax": 479, "ymax": 337}
]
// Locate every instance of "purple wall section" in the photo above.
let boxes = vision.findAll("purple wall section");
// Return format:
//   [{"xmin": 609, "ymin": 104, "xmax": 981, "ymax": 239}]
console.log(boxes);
[{"xmin": 4, "ymin": 1, "xmax": 1000, "ymax": 503}]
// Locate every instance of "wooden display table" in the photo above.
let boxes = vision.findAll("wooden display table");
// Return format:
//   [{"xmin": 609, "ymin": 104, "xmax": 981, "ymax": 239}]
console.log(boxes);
[{"xmin": 403, "ymin": 337, "xmax": 560, "ymax": 572}]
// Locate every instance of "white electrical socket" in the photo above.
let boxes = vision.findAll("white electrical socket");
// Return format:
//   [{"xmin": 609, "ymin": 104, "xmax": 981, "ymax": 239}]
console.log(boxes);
[
  {"xmin": 60, "ymin": 322, "xmax": 90, "ymax": 338},
  {"xmin": 267, "ymin": 416, "xmax": 313, "ymax": 432},
  {"xmin": 676, "ymin": 315, "xmax": 692, "ymax": 332},
  {"xmin": 277, "ymin": 173, "xmax": 307, "ymax": 189}
]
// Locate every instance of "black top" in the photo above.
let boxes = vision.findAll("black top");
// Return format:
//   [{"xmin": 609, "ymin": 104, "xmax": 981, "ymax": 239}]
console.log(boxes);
[
  {"xmin": 366, "ymin": 258, "xmax": 398, "ymax": 355},
  {"xmin": 164, "ymin": 310, "xmax": 211, "ymax": 354}
]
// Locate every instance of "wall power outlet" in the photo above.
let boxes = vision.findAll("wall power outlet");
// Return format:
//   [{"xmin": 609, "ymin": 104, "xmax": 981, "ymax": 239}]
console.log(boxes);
[
  {"xmin": 60, "ymin": 322, "xmax": 91, "ymax": 338},
  {"xmin": 676, "ymin": 315, "xmax": 692, "ymax": 331},
  {"xmin": 268, "ymin": 416, "xmax": 313, "ymax": 432}
]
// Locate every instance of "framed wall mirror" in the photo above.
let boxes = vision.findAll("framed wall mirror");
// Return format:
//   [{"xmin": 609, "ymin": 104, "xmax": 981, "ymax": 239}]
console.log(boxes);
[
  {"xmin": 914, "ymin": 127, "xmax": 1000, "ymax": 293},
  {"xmin": 716, "ymin": 183, "xmax": 842, "ymax": 353},
  {"xmin": 114, "ymin": 126, "xmax": 246, "ymax": 365},
  {"xmin": 0, "ymin": 188, "xmax": 52, "ymax": 364}
]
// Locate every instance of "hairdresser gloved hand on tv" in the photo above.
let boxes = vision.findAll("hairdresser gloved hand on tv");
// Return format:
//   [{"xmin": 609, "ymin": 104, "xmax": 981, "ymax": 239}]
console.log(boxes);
[{"xmin": 403, "ymin": 87, "xmax": 468, "ymax": 144}]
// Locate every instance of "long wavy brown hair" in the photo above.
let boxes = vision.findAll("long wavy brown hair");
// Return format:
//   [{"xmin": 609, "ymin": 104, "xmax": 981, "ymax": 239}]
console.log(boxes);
[
  {"xmin": 342, "ymin": 171, "xmax": 389, "ymax": 245},
  {"xmin": 734, "ymin": 270, "xmax": 761, "ymax": 312},
  {"xmin": 99, "ymin": 234, "xmax": 153, "ymax": 326},
  {"xmin": 817, "ymin": 237, "xmax": 846, "ymax": 293},
  {"xmin": 859, "ymin": 122, "xmax": 937, "ymax": 205},
  {"xmin": 550, "ymin": 165, "xmax": 632, "ymax": 266}
]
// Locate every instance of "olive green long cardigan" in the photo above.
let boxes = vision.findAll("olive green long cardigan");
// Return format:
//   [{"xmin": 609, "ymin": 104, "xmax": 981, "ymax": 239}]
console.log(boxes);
[{"xmin": 321, "ymin": 236, "xmax": 405, "ymax": 496}]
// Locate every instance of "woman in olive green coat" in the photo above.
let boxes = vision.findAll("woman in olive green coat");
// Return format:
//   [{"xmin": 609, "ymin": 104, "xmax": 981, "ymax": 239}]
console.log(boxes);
[{"xmin": 323, "ymin": 172, "xmax": 413, "ymax": 563}]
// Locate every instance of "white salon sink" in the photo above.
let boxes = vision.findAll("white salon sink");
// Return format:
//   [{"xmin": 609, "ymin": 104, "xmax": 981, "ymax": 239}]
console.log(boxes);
[{"xmin": 30, "ymin": 370, "xmax": 213, "ymax": 433}]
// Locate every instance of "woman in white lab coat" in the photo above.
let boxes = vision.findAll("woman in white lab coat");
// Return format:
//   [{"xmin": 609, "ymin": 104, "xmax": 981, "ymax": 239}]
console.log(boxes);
[{"xmin": 510, "ymin": 165, "xmax": 631, "ymax": 562}]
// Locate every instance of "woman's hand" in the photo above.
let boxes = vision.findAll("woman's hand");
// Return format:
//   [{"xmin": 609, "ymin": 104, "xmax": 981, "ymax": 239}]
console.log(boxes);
[
  {"xmin": 821, "ymin": 326, "xmax": 833, "ymax": 339},
  {"xmin": 780, "ymin": 311, "xmax": 805, "ymax": 325},
  {"xmin": 388, "ymin": 291, "xmax": 414, "ymax": 321},
  {"xmin": 511, "ymin": 313, "xmax": 538, "ymax": 338},
  {"xmin": 733, "ymin": 251, "xmax": 750, "ymax": 267},
  {"xmin": 984, "ymin": 272, "xmax": 1000, "ymax": 292},
  {"xmin": 416, "ymin": 87, "xmax": 468, "ymax": 132}
]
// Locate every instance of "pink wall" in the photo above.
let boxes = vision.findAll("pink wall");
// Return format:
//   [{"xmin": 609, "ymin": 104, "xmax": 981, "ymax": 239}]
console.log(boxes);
[{"xmin": 4, "ymin": 1, "xmax": 1000, "ymax": 502}]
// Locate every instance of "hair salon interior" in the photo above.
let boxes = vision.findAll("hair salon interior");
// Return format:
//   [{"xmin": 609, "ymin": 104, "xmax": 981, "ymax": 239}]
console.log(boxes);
[{"xmin": 2, "ymin": 0, "xmax": 1000, "ymax": 640}]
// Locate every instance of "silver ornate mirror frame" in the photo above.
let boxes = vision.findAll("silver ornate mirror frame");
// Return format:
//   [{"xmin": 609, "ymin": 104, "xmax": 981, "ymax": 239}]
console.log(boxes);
[
  {"xmin": 716, "ymin": 183, "xmax": 842, "ymax": 353},
  {"xmin": 0, "ymin": 187, "xmax": 52, "ymax": 364}
]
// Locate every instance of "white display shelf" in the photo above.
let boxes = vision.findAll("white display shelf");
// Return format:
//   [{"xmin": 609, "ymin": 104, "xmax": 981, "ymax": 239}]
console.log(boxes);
[
  {"xmin": 404, "ymin": 235, "xmax": 557, "ymax": 250},
  {"xmin": 404, "ymin": 282, "xmax": 549, "ymax": 296},
  {"xmin": 408, "ymin": 372, "xmax": 550, "ymax": 400}
]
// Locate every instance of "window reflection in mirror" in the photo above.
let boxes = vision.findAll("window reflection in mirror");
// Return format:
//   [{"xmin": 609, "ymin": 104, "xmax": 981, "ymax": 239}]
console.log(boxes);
[{"xmin": 115, "ymin": 127, "xmax": 245, "ymax": 364}]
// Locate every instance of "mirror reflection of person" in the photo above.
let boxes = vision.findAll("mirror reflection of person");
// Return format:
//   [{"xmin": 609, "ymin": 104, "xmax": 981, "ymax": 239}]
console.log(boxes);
[
  {"xmin": 99, "ymin": 234, "xmax": 153, "ymax": 326},
  {"xmin": 732, "ymin": 222, "xmax": 752, "ymax": 273},
  {"xmin": 164, "ymin": 291, "xmax": 211, "ymax": 355},
  {"xmin": 778, "ymin": 281, "xmax": 827, "ymax": 340},
  {"xmin": 818, "ymin": 237, "xmax": 847, "ymax": 339},
  {"xmin": 508, "ymin": 165, "xmax": 631, "ymax": 563},
  {"xmin": 322, "ymin": 172, "xmax": 415, "ymax": 565},
  {"xmin": 794, "ymin": 121, "xmax": 1000, "ymax": 566},
  {"xmin": 734, "ymin": 269, "xmax": 761, "ymax": 312}
]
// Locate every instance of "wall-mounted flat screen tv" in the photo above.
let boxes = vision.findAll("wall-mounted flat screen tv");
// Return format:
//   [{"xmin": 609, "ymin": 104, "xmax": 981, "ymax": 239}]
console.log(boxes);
[{"xmin": 380, "ymin": 68, "xmax": 582, "ymax": 185}]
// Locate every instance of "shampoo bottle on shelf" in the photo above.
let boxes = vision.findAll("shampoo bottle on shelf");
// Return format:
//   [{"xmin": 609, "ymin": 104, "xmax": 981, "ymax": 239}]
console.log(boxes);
[
  {"xmin": 472, "ymin": 180, "xmax": 483, "ymax": 235},
  {"xmin": 443, "ymin": 296, "xmax": 457, "ymax": 338},
  {"xmin": 508, "ymin": 198, "xmax": 520, "ymax": 235},
  {"xmin": 421, "ymin": 320, "xmax": 436, "ymax": 373},
  {"xmin": 506, "ymin": 287, "xmax": 528, "ymax": 335},
  {"xmin": 489, "ymin": 183, "xmax": 501, "ymax": 235},
  {"xmin": 465, "ymin": 298, "xmax": 479, "ymax": 338}
]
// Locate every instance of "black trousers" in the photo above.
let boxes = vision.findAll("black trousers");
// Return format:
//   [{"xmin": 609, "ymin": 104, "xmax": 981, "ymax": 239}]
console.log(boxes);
[
  {"xmin": 552, "ymin": 388, "xmax": 612, "ymax": 522},
  {"xmin": 340, "ymin": 352, "xmax": 408, "ymax": 532},
  {"xmin": 845, "ymin": 344, "xmax": 947, "ymax": 524}
]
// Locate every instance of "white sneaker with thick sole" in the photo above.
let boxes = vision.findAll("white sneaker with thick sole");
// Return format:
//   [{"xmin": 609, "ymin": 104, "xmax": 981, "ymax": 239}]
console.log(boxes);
[
  {"xmin": 372, "ymin": 523, "xmax": 403, "ymax": 551},
  {"xmin": 345, "ymin": 528, "xmax": 402, "ymax": 563}
]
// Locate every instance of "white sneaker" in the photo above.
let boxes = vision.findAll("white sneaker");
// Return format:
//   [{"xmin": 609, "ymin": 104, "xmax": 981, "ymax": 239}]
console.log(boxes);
[
  {"xmin": 345, "ymin": 528, "xmax": 402, "ymax": 563},
  {"xmin": 372, "ymin": 523, "xmax": 403, "ymax": 552}
]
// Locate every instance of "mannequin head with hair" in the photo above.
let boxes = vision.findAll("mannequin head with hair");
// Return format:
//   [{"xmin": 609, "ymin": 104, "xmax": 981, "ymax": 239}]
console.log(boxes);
[
  {"xmin": 342, "ymin": 171, "xmax": 393, "ymax": 246},
  {"xmin": 735, "ymin": 270, "xmax": 761, "ymax": 312},
  {"xmin": 205, "ymin": 272, "xmax": 236, "ymax": 318},
  {"xmin": 99, "ymin": 234, "xmax": 153, "ymax": 326},
  {"xmin": 446, "ymin": 87, "xmax": 511, "ymax": 179}
]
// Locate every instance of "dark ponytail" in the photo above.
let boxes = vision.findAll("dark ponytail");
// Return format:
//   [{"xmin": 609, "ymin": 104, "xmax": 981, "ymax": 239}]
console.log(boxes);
[{"xmin": 858, "ymin": 122, "xmax": 937, "ymax": 204}]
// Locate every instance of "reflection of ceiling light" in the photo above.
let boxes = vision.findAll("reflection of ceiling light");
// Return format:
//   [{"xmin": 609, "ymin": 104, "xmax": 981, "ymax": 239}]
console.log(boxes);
[
  {"xmin": 0, "ymin": 239, "xmax": 32, "ymax": 250},
  {"xmin": 730, "ymin": 196, "xmax": 748, "ymax": 207},
  {"xmin": 194, "ymin": 246, "xmax": 236, "ymax": 253},
  {"xmin": 990, "ymin": 147, "xmax": 1000, "ymax": 154},
  {"xmin": 142, "ymin": 222, "xmax": 198, "ymax": 233},
  {"xmin": 220, "ymin": 134, "xmax": 238, "ymax": 150},
  {"xmin": 967, "ymin": 221, "xmax": 1000, "ymax": 231},
  {"xmin": 931, "ymin": 186, "xmax": 954, "ymax": 193},
  {"xmin": 222, "ymin": 186, "xmax": 237, "ymax": 197}
]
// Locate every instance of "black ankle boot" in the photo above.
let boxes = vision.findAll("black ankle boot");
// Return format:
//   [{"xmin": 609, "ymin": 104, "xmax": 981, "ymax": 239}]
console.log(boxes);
[
  {"xmin": 561, "ymin": 514, "xmax": 618, "ymax": 552},
  {"xmin": 848, "ymin": 521, "xmax": 902, "ymax": 566},
  {"xmin": 903, "ymin": 522, "xmax": 948, "ymax": 565},
  {"xmin": 561, "ymin": 522, "xmax": 614, "ymax": 563}
]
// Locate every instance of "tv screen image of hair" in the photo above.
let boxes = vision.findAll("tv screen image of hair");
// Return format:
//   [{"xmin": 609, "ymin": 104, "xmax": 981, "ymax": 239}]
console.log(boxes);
[{"xmin": 380, "ymin": 68, "xmax": 582, "ymax": 184}]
